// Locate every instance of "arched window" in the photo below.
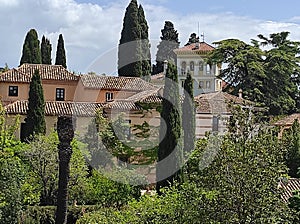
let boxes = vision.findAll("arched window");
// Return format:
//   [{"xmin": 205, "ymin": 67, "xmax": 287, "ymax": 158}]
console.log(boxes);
[
  {"xmin": 206, "ymin": 64, "xmax": 211, "ymax": 74},
  {"xmin": 199, "ymin": 60, "xmax": 204, "ymax": 71},
  {"xmin": 190, "ymin": 61, "xmax": 194, "ymax": 71}
]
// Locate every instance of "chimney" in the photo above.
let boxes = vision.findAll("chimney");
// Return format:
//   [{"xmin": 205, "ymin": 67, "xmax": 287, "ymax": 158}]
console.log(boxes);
[
  {"xmin": 163, "ymin": 60, "xmax": 168, "ymax": 75},
  {"xmin": 238, "ymin": 89, "xmax": 243, "ymax": 98}
]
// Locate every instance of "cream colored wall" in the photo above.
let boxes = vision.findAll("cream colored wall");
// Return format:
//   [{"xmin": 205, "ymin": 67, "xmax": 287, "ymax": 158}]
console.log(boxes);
[{"xmin": 42, "ymin": 80, "xmax": 78, "ymax": 101}]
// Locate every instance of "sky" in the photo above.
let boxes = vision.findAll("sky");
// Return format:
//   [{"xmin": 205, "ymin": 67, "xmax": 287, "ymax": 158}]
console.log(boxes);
[{"xmin": 1, "ymin": 0, "xmax": 300, "ymax": 75}]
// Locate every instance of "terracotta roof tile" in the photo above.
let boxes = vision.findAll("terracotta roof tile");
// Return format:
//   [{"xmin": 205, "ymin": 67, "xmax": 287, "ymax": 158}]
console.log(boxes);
[
  {"xmin": 4, "ymin": 100, "xmax": 104, "ymax": 117},
  {"xmin": 274, "ymin": 113, "xmax": 300, "ymax": 126},
  {"xmin": 0, "ymin": 64, "xmax": 79, "ymax": 82},
  {"xmin": 174, "ymin": 42, "xmax": 215, "ymax": 54},
  {"xmin": 104, "ymin": 100, "xmax": 142, "ymax": 111},
  {"xmin": 194, "ymin": 91, "xmax": 255, "ymax": 114},
  {"xmin": 80, "ymin": 74, "xmax": 157, "ymax": 91}
]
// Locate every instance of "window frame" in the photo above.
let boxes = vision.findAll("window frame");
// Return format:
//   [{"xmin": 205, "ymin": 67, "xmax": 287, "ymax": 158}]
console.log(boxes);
[
  {"xmin": 106, "ymin": 92, "xmax": 114, "ymax": 102},
  {"xmin": 56, "ymin": 88, "xmax": 65, "ymax": 101},
  {"xmin": 8, "ymin": 86, "xmax": 18, "ymax": 97}
]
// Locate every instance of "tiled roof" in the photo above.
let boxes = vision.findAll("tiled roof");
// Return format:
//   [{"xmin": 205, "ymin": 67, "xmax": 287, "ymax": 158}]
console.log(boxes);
[
  {"xmin": 104, "ymin": 100, "xmax": 142, "ymax": 111},
  {"xmin": 80, "ymin": 74, "xmax": 157, "ymax": 91},
  {"xmin": 274, "ymin": 113, "xmax": 300, "ymax": 126},
  {"xmin": 278, "ymin": 178, "xmax": 300, "ymax": 202},
  {"xmin": 4, "ymin": 100, "xmax": 104, "ymax": 117},
  {"xmin": 0, "ymin": 64, "xmax": 79, "ymax": 82},
  {"xmin": 194, "ymin": 91, "xmax": 255, "ymax": 114},
  {"xmin": 174, "ymin": 42, "xmax": 215, "ymax": 54},
  {"xmin": 126, "ymin": 88, "xmax": 162, "ymax": 103}
]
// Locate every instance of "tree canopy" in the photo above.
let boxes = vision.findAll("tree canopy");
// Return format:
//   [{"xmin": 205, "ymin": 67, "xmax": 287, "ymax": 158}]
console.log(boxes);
[
  {"xmin": 55, "ymin": 34, "xmax": 67, "ymax": 68},
  {"xmin": 153, "ymin": 21, "xmax": 180, "ymax": 75},
  {"xmin": 208, "ymin": 32, "xmax": 300, "ymax": 115},
  {"xmin": 41, "ymin": 35, "xmax": 52, "ymax": 64},
  {"xmin": 20, "ymin": 29, "xmax": 42, "ymax": 65}
]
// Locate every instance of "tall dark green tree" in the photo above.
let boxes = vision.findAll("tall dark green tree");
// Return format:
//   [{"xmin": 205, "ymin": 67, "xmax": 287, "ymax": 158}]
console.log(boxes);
[
  {"xmin": 118, "ymin": 0, "xmax": 142, "ymax": 77},
  {"xmin": 41, "ymin": 35, "xmax": 52, "ymax": 64},
  {"xmin": 182, "ymin": 72, "xmax": 195, "ymax": 157},
  {"xmin": 153, "ymin": 21, "xmax": 180, "ymax": 75},
  {"xmin": 20, "ymin": 29, "xmax": 42, "ymax": 65},
  {"xmin": 138, "ymin": 4, "xmax": 151, "ymax": 81},
  {"xmin": 185, "ymin": 33, "xmax": 199, "ymax": 46},
  {"xmin": 283, "ymin": 119, "xmax": 300, "ymax": 178},
  {"xmin": 24, "ymin": 69, "xmax": 46, "ymax": 141},
  {"xmin": 156, "ymin": 62, "xmax": 183, "ymax": 193},
  {"xmin": 55, "ymin": 34, "xmax": 67, "ymax": 68}
]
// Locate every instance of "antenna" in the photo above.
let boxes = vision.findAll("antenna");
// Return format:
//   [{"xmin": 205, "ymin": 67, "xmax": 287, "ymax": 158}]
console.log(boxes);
[
  {"xmin": 198, "ymin": 22, "xmax": 200, "ymax": 39},
  {"xmin": 201, "ymin": 32, "xmax": 205, "ymax": 42}
]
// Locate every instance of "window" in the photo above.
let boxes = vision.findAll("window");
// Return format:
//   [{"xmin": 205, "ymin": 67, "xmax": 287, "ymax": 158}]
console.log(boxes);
[
  {"xmin": 106, "ymin": 92, "xmax": 114, "ymax": 102},
  {"xmin": 212, "ymin": 116, "xmax": 219, "ymax": 132},
  {"xmin": 181, "ymin": 61, "xmax": 187, "ymax": 75},
  {"xmin": 181, "ymin": 80, "xmax": 185, "ymax": 88},
  {"xmin": 199, "ymin": 81, "xmax": 204, "ymax": 89},
  {"xmin": 8, "ymin": 86, "xmax": 18, "ymax": 96},
  {"xmin": 56, "ymin": 88, "xmax": 65, "ymax": 101},
  {"xmin": 199, "ymin": 61, "xmax": 203, "ymax": 71},
  {"xmin": 206, "ymin": 64, "xmax": 211, "ymax": 74},
  {"xmin": 206, "ymin": 81, "xmax": 211, "ymax": 89},
  {"xmin": 190, "ymin": 61, "xmax": 194, "ymax": 71}
]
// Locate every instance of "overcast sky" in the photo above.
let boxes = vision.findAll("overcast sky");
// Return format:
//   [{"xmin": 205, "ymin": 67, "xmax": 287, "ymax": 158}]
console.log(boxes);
[{"xmin": 1, "ymin": 0, "xmax": 300, "ymax": 75}]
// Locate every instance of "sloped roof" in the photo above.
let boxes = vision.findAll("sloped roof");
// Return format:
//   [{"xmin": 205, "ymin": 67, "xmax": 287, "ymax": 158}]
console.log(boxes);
[
  {"xmin": 80, "ymin": 74, "xmax": 157, "ymax": 91},
  {"xmin": 0, "ymin": 64, "xmax": 79, "ymax": 82},
  {"xmin": 104, "ymin": 100, "xmax": 142, "ymax": 111},
  {"xmin": 174, "ymin": 42, "xmax": 215, "ymax": 55},
  {"xmin": 274, "ymin": 113, "xmax": 300, "ymax": 127},
  {"xmin": 194, "ymin": 91, "xmax": 255, "ymax": 114},
  {"xmin": 4, "ymin": 100, "xmax": 104, "ymax": 117},
  {"xmin": 278, "ymin": 178, "xmax": 300, "ymax": 203},
  {"xmin": 126, "ymin": 88, "xmax": 162, "ymax": 103}
]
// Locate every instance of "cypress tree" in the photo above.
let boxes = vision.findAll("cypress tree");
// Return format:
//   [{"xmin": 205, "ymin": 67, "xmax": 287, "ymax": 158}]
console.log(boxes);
[
  {"xmin": 118, "ymin": 0, "xmax": 142, "ymax": 77},
  {"xmin": 20, "ymin": 29, "xmax": 42, "ymax": 65},
  {"xmin": 138, "ymin": 4, "xmax": 151, "ymax": 81},
  {"xmin": 153, "ymin": 21, "xmax": 180, "ymax": 75},
  {"xmin": 182, "ymin": 72, "xmax": 195, "ymax": 156},
  {"xmin": 156, "ymin": 62, "xmax": 183, "ymax": 193},
  {"xmin": 24, "ymin": 69, "xmax": 46, "ymax": 141},
  {"xmin": 55, "ymin": 34, "xmax": 67, "ymax": 68},
  {"xmin": 41, "ymin": 35, "xmax": 52, "ymax": 64}
]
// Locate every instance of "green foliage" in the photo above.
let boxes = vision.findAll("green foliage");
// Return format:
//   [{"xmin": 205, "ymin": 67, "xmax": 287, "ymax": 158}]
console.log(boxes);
[
  {"xmin": 185, "ymin": 33, "xmax": 199, "ymax": 45},
  {"xmin": 20, "ymin": 29, "xmax": 42, "ymax": 65},
  {"xmin": 153, "ymin": 21, "xmax": 180, "ymax": 74},
  {"xmin": 182, "ymin": 72, "xmax": 195, "ymax": 156},
  {"xmin": 282, "ymin": 119, "xmax": 300, "ymax": 177},
  {"xmin": 41, "ymin": 35, "xmax": 52, "ymax": 64},
  {"xmin": 157, "ymin": 62, "xmax": 183, "ymax": 192},
  {"xmin": 22, "ymin": 133, "xmax": 89, "ymax": 206},
  {"xmin": 208, "ymin": 32, "xmax": 300, "ymax": 115},
  {"xmin": 288, "ymin": 190, "xmax": 300, "ymax": 223},
  {"xmin": 24, "ymin": 69, "xmax": 46, "ymax": 141},
  {"xmin": 118, "ymin": 0, "xmax": 151, "ymax": 79},
  {"xmin": 138, "ymin": 4, "xmax": 151, "ymax": 81},
  {"xmin": 55, "ymin": 34, "xmax": 67, "ymax": 68}
]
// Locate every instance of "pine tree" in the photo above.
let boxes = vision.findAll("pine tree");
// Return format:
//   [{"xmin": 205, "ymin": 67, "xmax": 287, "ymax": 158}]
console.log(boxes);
[
  {"xmin": 182, "ymin": 72, "xmax": 195, "ymax": 156},
  {"xmin": 41, "ymin": 35, "xmax": 52, "ymax": 64},
  {"xmin": 24, "ymin": 69, "xmax": 46, "ymax": 141},
  {"xmin": 185, "ymin": 33, "xmax": 199, "ymax": 46},
  {"xmin": 20, "ymin": 29, "xmax": 42, "ymax": 65},
  {"xmin": 118, "ymin": 0, "xmax": 141, "ymax": 77},
  {"xmin": 138, "ymin": 4, "xmax": 151, "ymax": 81},
  {"xmin": 153, "ymin": 21, "xmax": 180, "ymax": 75},
  {"xmin": 55, "ymin": 34, "xmax": 67, "ymax": 68},
  {"xmin": 156, "ymin": 62, "xmax": 183, "ymax": 193}
]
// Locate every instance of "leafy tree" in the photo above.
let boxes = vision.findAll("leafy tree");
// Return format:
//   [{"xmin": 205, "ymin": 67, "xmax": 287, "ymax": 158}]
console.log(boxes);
[
  {"xmin": 182, "ymin": 72, "xmax": 195, "ymax": 159},
  {"xmin": 20, "ymin": 29, "xmax": 42, "ymax": 65},
  {"xmin": 153, "ymin": 21, "xmax": 180, "ymax": 74},
  {"xmin": 138, "ymin": 4, "xmax": 151, "ymax": 81},
  {"xmin": 208, "ymin": 32, "xmax": 300, "ymax": 115},
  {"xmin": 156, "ymin": 62, "xmax": 183, "ymax": 193},
  {"xmin": 24, "ymin": 69, "xmax": 46, "ymax": 141},
  {"xmin": 55, "ymin": 34, "xmax": 67, "ymax": 68},
  {"xmin": 185, "ymin": 33, "xmax": 199, "ymax": 45},
  {"xmin": 118, "ymin": 0, "xmax": 142, "ymax": 78},
  {"xmin": 41, "ymin": 35, "xmax": 52, "ymax": 64},
  {"xmin": 186, "ymin": 108, "xmax": 291, "ymax": 223},
  {"xmin": 283, "ymin": 119, "xmax": 300, "ymax": 177}
]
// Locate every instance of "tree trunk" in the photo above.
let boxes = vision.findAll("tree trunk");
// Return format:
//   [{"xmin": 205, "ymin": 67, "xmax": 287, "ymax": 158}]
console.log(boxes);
[{"xmin": 55, "ymin": 116, "xmax": 74, "ymax": 224}]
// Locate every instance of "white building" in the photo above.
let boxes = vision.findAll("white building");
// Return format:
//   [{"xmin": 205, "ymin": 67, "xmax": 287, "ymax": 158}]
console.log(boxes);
[{"xmin": 174, "ymin": 41, "xmax": 222, "ymax": 96}]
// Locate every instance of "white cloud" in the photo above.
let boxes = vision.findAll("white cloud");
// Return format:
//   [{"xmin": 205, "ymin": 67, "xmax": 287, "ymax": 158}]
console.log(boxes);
[{"xmin": 1, "ymin": 0, "xmax": 300, "ymax": 74}]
